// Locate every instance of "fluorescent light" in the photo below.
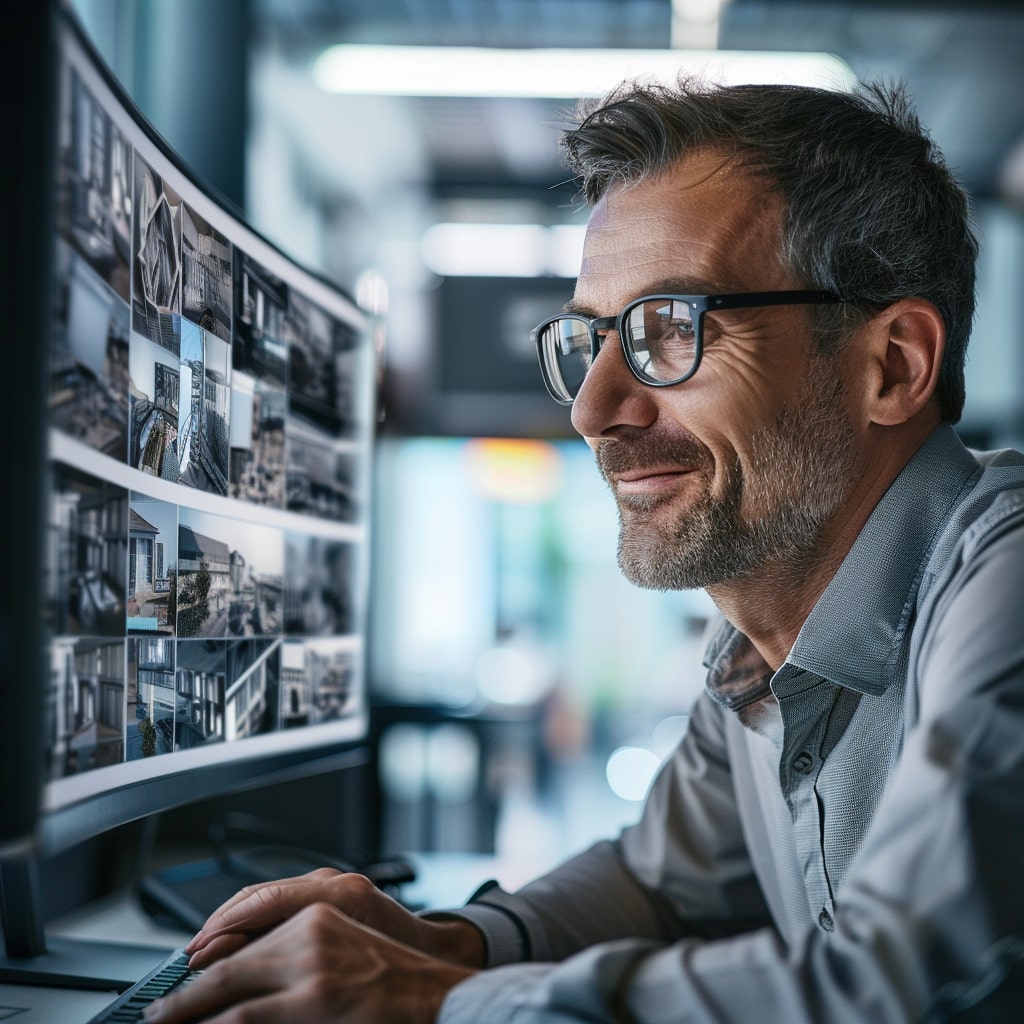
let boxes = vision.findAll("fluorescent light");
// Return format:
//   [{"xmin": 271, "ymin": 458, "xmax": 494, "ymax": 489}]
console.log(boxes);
[
  {"xmin": 311, "ymin": 45, "xmax": 857, "ymax": 99},
  {"xmin": 420, "ymin": 222, "xmax": 585, "ymax": 278}
]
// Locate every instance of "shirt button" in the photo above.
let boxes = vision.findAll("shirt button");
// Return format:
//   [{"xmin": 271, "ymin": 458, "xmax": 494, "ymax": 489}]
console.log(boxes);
[
  {"xmin": 818, "ymin": 909, "xmax": 835, "ymax": 932},
  {"xmin": 792, "ymin": 751, "xmax": 814, "ymax": 774}
]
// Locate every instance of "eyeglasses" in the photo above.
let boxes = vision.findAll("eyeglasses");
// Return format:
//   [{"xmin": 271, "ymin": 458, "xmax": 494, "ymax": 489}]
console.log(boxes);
[{"xmin": 531, "ymin": 290, "xmax": 846, "ymax": 405}]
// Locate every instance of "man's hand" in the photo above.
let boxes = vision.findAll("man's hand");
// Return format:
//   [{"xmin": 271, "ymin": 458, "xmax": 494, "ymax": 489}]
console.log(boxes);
[
  {"xmin": 143, "ymin": 900, "xmax": 476, "ymax": 1023},
  {"xmin": 183, "ymin": 867, "xmax": 485, "ymax": 970}
]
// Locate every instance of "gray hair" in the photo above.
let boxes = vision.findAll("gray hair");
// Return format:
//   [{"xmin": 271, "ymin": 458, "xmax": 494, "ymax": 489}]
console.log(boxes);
[{"xmin": 560, "ymin": 79, "xmax": 978, "ymax": 422}]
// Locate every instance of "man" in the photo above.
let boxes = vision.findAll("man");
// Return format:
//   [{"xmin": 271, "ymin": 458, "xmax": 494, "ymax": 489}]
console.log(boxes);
[{"xmin": 145, "ymin": 79, "xmax": 1024, "ymax": 1023}]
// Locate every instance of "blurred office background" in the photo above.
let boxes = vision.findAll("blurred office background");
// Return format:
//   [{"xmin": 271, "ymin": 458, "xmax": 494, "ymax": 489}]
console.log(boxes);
[{"xmin": 69, "ymin": 0, "xmax": 1024, "ymax": 878}]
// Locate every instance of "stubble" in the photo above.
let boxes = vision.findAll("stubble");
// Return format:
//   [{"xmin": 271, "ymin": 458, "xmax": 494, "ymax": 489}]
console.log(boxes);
[{"xmin": 599, "ymin": 359, "xmax": 857, "ymax": 591}]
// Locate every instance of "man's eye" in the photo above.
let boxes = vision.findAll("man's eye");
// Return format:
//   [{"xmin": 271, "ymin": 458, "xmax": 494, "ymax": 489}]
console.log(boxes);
[{"xmin": 665, "ymin": 319, "xmax": 695, "ymax": 339}]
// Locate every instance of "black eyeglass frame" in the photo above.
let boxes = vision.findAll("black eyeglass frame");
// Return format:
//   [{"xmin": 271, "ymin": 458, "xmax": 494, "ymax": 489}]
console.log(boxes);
[{"xmin": 531, "ymin": 289, "xmax": 847, "ymax": 405}]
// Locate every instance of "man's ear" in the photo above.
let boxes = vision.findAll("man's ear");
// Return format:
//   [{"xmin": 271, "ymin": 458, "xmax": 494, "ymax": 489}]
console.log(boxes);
[{"xmin": 861, "ymin": 298, "xmax": 945, "ymax": 427}]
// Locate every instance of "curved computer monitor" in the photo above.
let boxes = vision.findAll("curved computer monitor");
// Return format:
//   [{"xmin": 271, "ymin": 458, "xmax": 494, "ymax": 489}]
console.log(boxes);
[{"xmin": 1, "ymin": 0, "xmax": 377, "ymax": 983}]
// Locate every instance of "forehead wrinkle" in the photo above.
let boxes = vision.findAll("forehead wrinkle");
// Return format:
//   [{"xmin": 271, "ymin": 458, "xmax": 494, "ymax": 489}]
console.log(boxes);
[
  {"xmin": 565, "ymin": 276, "xmax": 728, "ymax": 318},
  {"xmin": 573, "ymin": 151, "xmax": 792, "ymax": 318}
]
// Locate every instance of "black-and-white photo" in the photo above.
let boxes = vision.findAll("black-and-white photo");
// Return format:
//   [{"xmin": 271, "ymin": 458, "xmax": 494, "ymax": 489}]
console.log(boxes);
[
  {"xmin": 233, "ymin": 251, "xmax": 288, "ymax": 388},
  {"xmin": 50, "ymin": 240, "xmax": 130, "ymax": 461},
  {"xmin": 284, "ymin": 532, "xmax": 355, "ymax": 637},
  {"xmin": 50, "ymin": 463, "xmax": 128, "ymax": 637},
  {"xmin": 132, "ymin": 153, "xmax": 182, "ymax": 352},
  {"xmin": 278, "ymin": 638, "xmax": 359, "ymax": 729},
  {"xmin": 285, "ymin": 424, "xmax": 360, "ymax": 522},
  {"xmin": 332, "ymin": 320, "xmax": 367, "ymax": 440},
  {"xmin": 175, "ymin": 638, "xmax": 226, "ymax": 750},
  {"xmin": 229, "ymin": 375, "xmax": 286, "ymax": 507},
  {"xmin": 285, "ymin": 291, "xmax": 344, "ymax": 433},
  {"xmin": 129, "ymin": 327, "xmax": 181, "ymax": 480},
  {"xmin": 46, "ymin": 637, "xmax": 126, "ymax": 779},
  {"xmin": 225, "ymin": 636, "xmax": 282, "ymax": 740},
  {"xmin": 181, "ymin": 203, "xmax": 232, "ymax": 342},
  {"xmin": 57, "ymin": 66, "xmax": 131, "ymax": 302}
]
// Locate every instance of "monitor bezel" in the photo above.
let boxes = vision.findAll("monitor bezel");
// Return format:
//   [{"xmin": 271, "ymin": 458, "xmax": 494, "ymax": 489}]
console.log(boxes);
[{"xmin": 22, "ymin": 0, "xmax": 377, "ymax": 862}]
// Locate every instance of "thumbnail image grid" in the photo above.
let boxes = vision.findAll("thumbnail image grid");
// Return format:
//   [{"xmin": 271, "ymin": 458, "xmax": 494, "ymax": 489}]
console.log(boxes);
[
  {"xmin": 45, "ymin": 459, "xmax": 366, "ymax": 776},
  {"xmin": 51, "ymin": 59, "xmax": 371, "ymax": 509},
  {"xmin": 43, "ymin": 44, "xmax": 371, "ymax": 783}
]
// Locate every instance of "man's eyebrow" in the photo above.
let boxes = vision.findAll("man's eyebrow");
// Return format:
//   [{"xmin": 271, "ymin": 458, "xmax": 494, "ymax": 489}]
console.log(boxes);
[
  {"xmin": 562, "ymin": 298, "xmax": 594, "ymax": 316},
  {"xmin": 563, "ymin": 280, "xmax": 724, "ymax": 318}
]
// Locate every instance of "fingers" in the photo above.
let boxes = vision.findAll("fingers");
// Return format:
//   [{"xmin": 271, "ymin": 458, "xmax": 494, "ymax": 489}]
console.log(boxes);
[
  {"xmin": 145, "ymin": 903, "xmax": 476, "ymax": 1024},
  {"xmin": 183, "ymin": 867, "xmax": 434, "ymax": 974},
  {"xmin": 144, "ymin": 950, "xmax": 278, "ymax": 1023},
  {"xmin": 148, "ymin": 903, "xmax": 372, "ymax": 1023},
  {"xmin": 186, "ymin": 931, "xmax": 246, "ymax": 970},
  {"xmin": 185, "ymin": 868, "xmax": 346, "ymax": 959}
]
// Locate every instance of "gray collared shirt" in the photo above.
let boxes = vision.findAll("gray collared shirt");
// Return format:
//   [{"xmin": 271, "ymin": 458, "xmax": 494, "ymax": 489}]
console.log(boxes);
[{"xmin": 436, "ymin": 425, "xmax": 1024, "ymax": 1022}]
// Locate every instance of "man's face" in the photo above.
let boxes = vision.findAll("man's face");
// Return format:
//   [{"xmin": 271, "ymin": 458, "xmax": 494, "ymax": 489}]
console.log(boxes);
[{"xmin": 569, "ymin": 151, "xmax": 859, "ymax": 591}]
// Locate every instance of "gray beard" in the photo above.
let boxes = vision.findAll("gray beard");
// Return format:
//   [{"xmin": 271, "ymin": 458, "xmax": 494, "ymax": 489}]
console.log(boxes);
[{"xmin": 603, "ymin": 364, "xmax": 856, "ymax": 592}]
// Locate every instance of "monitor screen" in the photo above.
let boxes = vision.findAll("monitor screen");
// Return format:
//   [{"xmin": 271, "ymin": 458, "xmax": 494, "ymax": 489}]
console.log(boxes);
[{"xmin": 1, "ymin": 0, "xmax": 377, "ymax": 972}]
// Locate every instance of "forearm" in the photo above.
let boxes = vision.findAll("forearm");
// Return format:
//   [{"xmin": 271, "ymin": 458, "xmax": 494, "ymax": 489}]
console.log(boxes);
[
  {"xmin": 429, "ymin": 839, "xmax": 672, "ymax": 967},
  {"xmin": 436, "ymin": 697, "xmax": 770, "ymax": 968}
]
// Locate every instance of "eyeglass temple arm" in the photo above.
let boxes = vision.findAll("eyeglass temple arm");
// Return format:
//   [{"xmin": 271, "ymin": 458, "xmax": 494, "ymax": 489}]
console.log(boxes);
[{"xmin": 708, "ymin": 290, "xmax": 844, "ymax": 311}]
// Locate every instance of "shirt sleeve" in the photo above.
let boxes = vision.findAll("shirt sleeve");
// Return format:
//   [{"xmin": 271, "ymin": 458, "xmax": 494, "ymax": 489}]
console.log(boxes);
[{"xmin": 438, "ymin": 511, "xmax": 1024, "ymax": 1023}]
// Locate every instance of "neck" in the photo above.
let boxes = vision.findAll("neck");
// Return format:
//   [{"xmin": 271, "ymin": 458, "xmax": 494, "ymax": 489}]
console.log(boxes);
[
  {"xmin": 708, "ymin": 421, "xmax": 937, "ymax": 671},
  {"xmin": 706, "ymin": 548, "xmax": 841, "ymax": 672}
]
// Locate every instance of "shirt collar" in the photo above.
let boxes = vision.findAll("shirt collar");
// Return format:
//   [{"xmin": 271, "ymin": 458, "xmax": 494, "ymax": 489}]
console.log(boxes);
[
  {"xmin": 788, "ymin": 425, "xmax": 980, "ymax": 694},
  {"xmin": 703, "ymin": 425, "xmax": 981, "ymax": 702}
]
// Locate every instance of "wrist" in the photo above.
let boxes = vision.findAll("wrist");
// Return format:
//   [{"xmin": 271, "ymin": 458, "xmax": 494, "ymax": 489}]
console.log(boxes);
[{"xmin": 427, "ymin": 916, "xmax": 487, "ymax": 968}]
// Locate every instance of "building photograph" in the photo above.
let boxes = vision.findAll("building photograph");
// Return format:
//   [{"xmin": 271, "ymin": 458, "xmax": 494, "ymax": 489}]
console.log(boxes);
[
  {"xmin": 174, "ymin": 638, "xmax": 226, "ymax": 750},
  {"xmin": 181, "ymin": 203, "xmax": 233, "ymax": 343},
  {"xmin": 304, "ymin": 639, "xmax": 359, "ymax": 723},
  {"xmin": 232, "ymin": 249, "xmax": 289, "ymax": 388},
  {"xmin": 127, "ymin": 492, "xmax": 178, "ymax": 635},
  {"xmin": 129, "ymin": 326, "xmax": 181, "ymax": 480},
  {"xmin": 279, "ymin": 637, "xmax": 359, "ymax": 729},
  {"xmin": 57, "ymin": 62, "xmax": 131, "ymax": 303},
  {"xmin": 285, "ymin": 420, "xmax": 360, "ymax": 521},
  {"xmin": 49, "ymin": 239, "xmax": 130, "ymax": 461},
  {"xmin": 224, "ymin": 636, "xmax": 282, "ymax": 741},
  {"xmin": 284, "ymin": 289, "xmax": 343, "ymax": 433},
  {"xmin": 176, "ymin": 319, "xmax": 230, "ymax": 496},
  {"xmin": 126, "ymin": 635, "xmax": 175, "ymax": 760},
  {"xmin": 49, "ymin": 463, "xmax": 128, "ymax": 637},
  {"xmin": 229, "ymin": 376, "xmax": 286, "ymax": 507},
  {"xmin": 176, "ymin": 506, "xmax": 283, "ymax": 639},
  {"xmin": 45, "ymin": 637, "xmax": 126, "ymax": 780},
  {"xmin": 330, "ymin": 321, "xmax": 367, "ymax": 440}
]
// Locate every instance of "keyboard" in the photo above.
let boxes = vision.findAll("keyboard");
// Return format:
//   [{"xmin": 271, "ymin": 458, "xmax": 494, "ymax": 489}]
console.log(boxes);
[{"xmin": 86, "ymin": 947, "xmax": 199, "ymax": 1023}]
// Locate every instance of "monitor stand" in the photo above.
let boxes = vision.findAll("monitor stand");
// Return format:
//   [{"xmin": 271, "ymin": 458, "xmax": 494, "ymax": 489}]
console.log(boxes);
[{"xmin": 0, "ymin": 856, "xmax": 170, "ymax": 991}]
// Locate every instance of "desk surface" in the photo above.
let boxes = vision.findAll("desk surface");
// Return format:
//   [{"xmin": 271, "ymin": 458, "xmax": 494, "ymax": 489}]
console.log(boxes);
[
  {"xmin": 0, "ymin": 850, "xmax": 553, "ymax": 1022},
  {"xmin": 0, "ymin": 891, "xmax": 189, "ymax": 1024}
]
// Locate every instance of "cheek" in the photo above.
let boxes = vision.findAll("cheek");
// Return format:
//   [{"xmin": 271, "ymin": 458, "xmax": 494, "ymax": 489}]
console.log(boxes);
[{"xmin": 662, "ymin": 376, "xmax": 782, "ymax": 477}]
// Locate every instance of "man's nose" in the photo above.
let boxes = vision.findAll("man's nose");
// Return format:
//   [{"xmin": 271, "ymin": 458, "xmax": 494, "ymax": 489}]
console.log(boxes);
[{"xmin": 570, "ymin": 330, "xmax": 658, "ymax": 439}]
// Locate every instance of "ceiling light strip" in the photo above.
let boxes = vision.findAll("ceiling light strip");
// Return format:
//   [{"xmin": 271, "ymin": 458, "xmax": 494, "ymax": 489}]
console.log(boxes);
[{"xmin": 311, "ymin": 45, "xmax": 856, "ymax": 99}]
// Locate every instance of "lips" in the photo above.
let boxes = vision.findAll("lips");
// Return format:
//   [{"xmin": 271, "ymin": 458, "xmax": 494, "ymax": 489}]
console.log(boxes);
[
  {"xmin": 595, "ymin": 431, "xmax": 710, "ymax": 491},
  {"xmin": 614, "ymin": 467, "xmax": 694, "ymax": 483}
]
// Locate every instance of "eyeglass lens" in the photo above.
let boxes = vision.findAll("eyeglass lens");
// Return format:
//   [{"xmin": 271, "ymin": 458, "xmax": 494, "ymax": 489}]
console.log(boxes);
[
  {"xmin": 538, "ymin": 298, "xmax": 700, "ymax": 401},
  {"xmin": 625, "ymin": 298, "xmax": 698, "ymax": 383},
  {"xmin": 536, "ymin": 317, "xmax": 593, "ymax": 401}
]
